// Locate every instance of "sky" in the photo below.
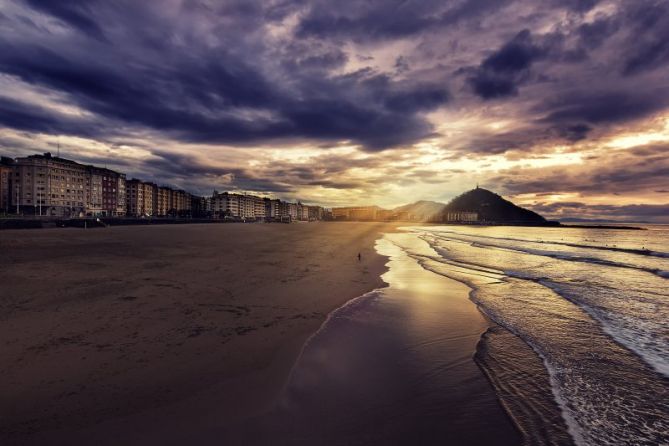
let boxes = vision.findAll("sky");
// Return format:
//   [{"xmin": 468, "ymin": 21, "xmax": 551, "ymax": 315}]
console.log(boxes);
[{"xmin": 0, "ymin": 0, "xmax": 668, "ymax": 222}]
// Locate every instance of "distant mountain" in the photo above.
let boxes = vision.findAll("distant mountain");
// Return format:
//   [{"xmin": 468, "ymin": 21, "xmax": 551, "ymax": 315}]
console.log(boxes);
[
  {"xmin": 444, "ymin": 188, "xmax": 549, "ymax": 224},
  {"xmin": 392, "ymin": 200, "xmax": 445, "ymax": 221}
]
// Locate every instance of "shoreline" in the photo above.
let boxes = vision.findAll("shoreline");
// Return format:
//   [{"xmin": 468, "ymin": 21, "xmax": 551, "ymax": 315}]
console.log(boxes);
[
  {"xmin": 221, "ymin": 234, "xmax": 520, "ymax": 445},
  {"xmin": 0, "ymin": 222, "xmax": 396, "ymax": 444}
]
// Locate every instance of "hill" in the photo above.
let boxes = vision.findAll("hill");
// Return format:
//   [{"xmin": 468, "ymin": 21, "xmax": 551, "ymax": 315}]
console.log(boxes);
[
  {"xmin": 392, "ymin": 200, "xmax": 445, "ymax": 221},
  {"xmin": 444, "ymin": 188, "xmax": 548, "ymax": 224}
]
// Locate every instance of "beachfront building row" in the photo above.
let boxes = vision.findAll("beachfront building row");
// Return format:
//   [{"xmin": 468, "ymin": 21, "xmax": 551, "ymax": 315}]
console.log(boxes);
[
  {"xmin": 210, "ymin": 192, "xmax": 323, "ymax": 221},
  {"xmin": 331, "ymin": 206, "xmax": 382, "ymax": 221},
  {"xmin": 0, "ymin": 152, "xmax": 327, "ymax": 221},
  {"xmin": 332, "ymin": 206, "xmax": 417, "ymax": 221},
  {"xmin": 125, "ymin": 180, "xmax": 193, "ymax": 218}
]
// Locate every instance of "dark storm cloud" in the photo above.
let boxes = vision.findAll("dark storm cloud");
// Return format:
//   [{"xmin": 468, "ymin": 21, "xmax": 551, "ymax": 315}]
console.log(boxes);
[
  {"xmin": 0, "ymin": 0, "xmax": 451, "ymax": 151},
  {"xmin": 537, "ymin": 91, "xmax": 669, "ymax": 126},
  {"xmin": 620, "ymin": 1, "xmax": 669, "ymax": 76},
  {"xmin": 23, "ymin": 0, "xmax": 108, "ymax": 41},
  {"xmin": 295, "ymin": 0, "xmax": 514, "ymax": 41},
  {"xmin": 466, "ymin": 29, "xmax": 548, "ymax": 99},
  {"xmin": 489, "ymin": 144, "xmax": 669, "ymax": 197},
  {"xmin": 0, "ymin": 0, "xmax": 668, "ymax": 162},
  {"xmin": 146, "ymin": 150, "xmax": 296, "ymax": 193},
  {"xmin": 0, "ymin": 96, "xmax": 104, "ymax": 137}
]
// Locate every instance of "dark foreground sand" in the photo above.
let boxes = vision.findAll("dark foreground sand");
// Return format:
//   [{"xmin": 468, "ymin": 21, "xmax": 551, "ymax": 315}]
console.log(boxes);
[
  {"xmin": 0, "ymin": 222, "xmax": 392, "ymax": 444},
  {"xmin": 0, "ymin": 222, "xmax": 517, "ymax": 445}
]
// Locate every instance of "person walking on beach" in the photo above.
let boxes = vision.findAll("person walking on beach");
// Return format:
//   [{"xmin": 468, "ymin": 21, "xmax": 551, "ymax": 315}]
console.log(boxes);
[{"xmin": 357, "ymin": 252, "xmax": 361, "ymax": 261}]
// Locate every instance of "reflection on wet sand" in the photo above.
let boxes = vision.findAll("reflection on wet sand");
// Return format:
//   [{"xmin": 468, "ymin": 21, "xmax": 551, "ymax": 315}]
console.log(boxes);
[{"xmin": 236, "ymin": 235, "xmax": 520, "ymax": 445}]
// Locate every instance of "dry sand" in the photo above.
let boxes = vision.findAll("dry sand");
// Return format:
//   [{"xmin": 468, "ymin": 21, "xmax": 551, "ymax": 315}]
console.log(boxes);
[{"xmin": 0, "ymin": 222, "xmax": 397, "ymax": 445}]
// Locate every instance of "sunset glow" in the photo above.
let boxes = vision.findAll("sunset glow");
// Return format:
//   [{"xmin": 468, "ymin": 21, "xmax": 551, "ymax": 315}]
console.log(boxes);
[{"xmin": 0, "ymin": 0, "xmax": 667, "ymax": 221}]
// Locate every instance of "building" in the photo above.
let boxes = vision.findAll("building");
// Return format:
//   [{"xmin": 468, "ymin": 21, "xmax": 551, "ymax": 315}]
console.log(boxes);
[
  {"xmin": 211, "ymin": 192, "xmax": 269, "ymax": 220},
  {"xmin": 168, "ymin": 189, "xmax": 191, "ymax": 217},
  {"xmin": 126, "ymin": 179, "xmax": 143, "ymax": 217},
  {"xmin": 0, "ymin": 157, "xmax": 13, "ymax": 214},
  {"xmin": 12, "ymin": 153, "xmax": 91, "ymax": 217},
  {"xmin": 8, "ymin": 153, "xmax": 127, "ymax": 217},
  {"xmin": 252, "ymin": 195, "xmax": 266, "ymax": 220},
  {"xmin": 376, "ymin": 209, "xmax": 394, "ymax": 221},
  {"xmin": 155, "ymin": 186, "xmax": 172, "ymax": 217},
  {"xmin": 332, "ymin": 206, "xmax": 379, "ymax": 221},
  {"xmin": 308, "ymin": 205, "xmax": 324, "ymax": 221},
  {"xmin": 264, "ymin": 198, "xmax": 281, "ymax": 220},
  {"xmin": 297, "ymin": 203, "xmax": 309, "ymax": 221},
  {"xmin": 212, "ymin": 191, "xmax": 241, "ymax": 218},
  {"xmin": 444, "ymin": 211, "xmax": 478, "ymax": 223},
  {"xmin": 286, "ymin": 202, "xmax": 298, "ymax": 221},
  {"xmin": 191, "ymin": 195, "xmax": 210, "ymax": 218},
  {"xmin": 126, "ymin": 179, "xmax": 156, "ymax": 217},
  {"xmin": 86, "ymin": 168, "xmax": 126, "ymax": 217}
]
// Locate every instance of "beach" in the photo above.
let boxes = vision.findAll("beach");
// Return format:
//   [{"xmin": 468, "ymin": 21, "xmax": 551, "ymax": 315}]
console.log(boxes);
[
  {"xmin": 0, "ymin": 222, "xmax": 529, "ymax": 445},
  {"xmin": 0, "ymin": 222, "xmax": 395, "ymax": 444}
]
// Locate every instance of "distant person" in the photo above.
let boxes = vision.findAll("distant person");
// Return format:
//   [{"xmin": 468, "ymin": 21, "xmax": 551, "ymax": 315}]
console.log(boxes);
[{"xmin": 357, "ymin": 252, "xmax": 361, "ymax": 261}]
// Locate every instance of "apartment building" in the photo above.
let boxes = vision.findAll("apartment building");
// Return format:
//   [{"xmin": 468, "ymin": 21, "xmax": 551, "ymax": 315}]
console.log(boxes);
[
  {"xmin": 252, "ymin": 195, "xmax": 266, "ymax": 219},
  {"xmin": 0, "ymin": 157, "xmax": 13, "ymax": 214},
  {"xmin": 332, "ymin": 206, "xmax": 380, "ymax": 221},
  {"xmin": 8, "ymin": 153, "xmax": 127, "ymax": 217},
  {"xmin": 444, "ymin": 211, "xmax": 478, "ymax": 222},
  {"xmin": 287, "ymin": 202, "xmax": 298, "ymax": 220},
  {"xmin": 87, "ymin": 168, "xmax": 127, "ymax": 217},
  {"xmin": 308, "ymin": 205, "xmax": 324, "ymax": 221},
  {"xmin": 191, "ymin": 195, "xmax": 211, "ymax": 218},
  {"xmin": 171, "ymin": 190, "xmax": 192, "ymax": 216},
  {"xmin": 155, "ymin": 186, "xmax": 171, "ymax": 216},
  {"xmin": 126, "ymin": 179, "xmax": 156, "ymax": 217},
  {"xmin": 211, "ymin": 191, "xmax": 240, "ymax": 218},
  {"xmin": 12, "ymin": 153, "xmax": 91, "ymax": 216},
  {"xmin": 264, "ymin": 198, "xmax": 281, "ymax": 220}
]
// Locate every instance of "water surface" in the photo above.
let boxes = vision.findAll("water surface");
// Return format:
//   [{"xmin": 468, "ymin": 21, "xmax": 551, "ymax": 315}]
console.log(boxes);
[{"xmin": 404, "ymin": 224, "xmax": 669, "ymax": 445}]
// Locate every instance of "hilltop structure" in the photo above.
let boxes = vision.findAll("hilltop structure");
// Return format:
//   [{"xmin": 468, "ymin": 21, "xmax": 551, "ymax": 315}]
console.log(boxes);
[{"xmin": 442, "ymin": 187, "xmax": 548, "ymax": 225}]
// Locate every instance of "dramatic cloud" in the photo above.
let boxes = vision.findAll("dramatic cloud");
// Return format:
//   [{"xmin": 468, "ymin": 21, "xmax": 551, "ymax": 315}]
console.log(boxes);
[
  {"xmin": 466, "ymin": 29, "xmax": 548, "ymax": 99},
  {"xmin": 0, "ymin": 0, "xmax": 667, "ymax": 219}
]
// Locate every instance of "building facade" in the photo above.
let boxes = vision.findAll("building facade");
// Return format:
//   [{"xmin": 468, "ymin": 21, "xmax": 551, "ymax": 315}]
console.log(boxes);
[
  {"xmin": 0, "ymin": 157, "xmax": 13, "ymax": 214},
  {"xmin": 212, "ymin": 192, "xmax": 268, "ymax": 220},
  {"xmin": 12, "ymin": 153, "xmax": 91, "ymax": 217},
  {"xmin": 332, "ymin": 206, "xmax": 379, "ymax": 221},
  {"xmin": 444, "ymin": 211, "xmax": 478, "ymax": 222},
  {"xmin": 155, "ymin": 186, "xmax": 171, "ymax": 217},
  {"xmin": 8, "ymin": 153, "xmax": 126, "ymax": 217},
  {"xmin": 126, "ymin": 179, "xmax": 156, "ymax": 217}
]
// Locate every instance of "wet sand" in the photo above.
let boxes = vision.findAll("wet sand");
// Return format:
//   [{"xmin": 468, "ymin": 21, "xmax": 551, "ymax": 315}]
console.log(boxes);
[
  {"xmin": 0, "ymin": 223, "xmax": 519, "ymax": 445},
  {"xmin": 229, "ymin": 234, "xmax": 520, "ymax": 445}
]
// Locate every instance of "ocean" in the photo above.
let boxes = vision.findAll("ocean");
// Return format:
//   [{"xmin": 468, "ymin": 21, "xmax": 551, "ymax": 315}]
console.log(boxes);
[{"xmin": 402, "ymin": 224, "xmax": 669, "ymax": 445}]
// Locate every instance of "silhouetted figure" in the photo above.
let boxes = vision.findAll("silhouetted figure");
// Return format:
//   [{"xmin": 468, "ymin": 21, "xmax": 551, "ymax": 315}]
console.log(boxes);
[{"xmin": 357, "ymin": 252, "xmax": 361, "ymax": 261}]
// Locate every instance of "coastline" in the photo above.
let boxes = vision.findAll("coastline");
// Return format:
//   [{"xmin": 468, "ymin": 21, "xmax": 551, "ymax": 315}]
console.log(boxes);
[
  {"xmin": 0, "ymin": 222, "xmax": 397, "ymax": 444},
  {"xmin": 223, "ymin": 234, "xmax": 521, "ymax": 445}
]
